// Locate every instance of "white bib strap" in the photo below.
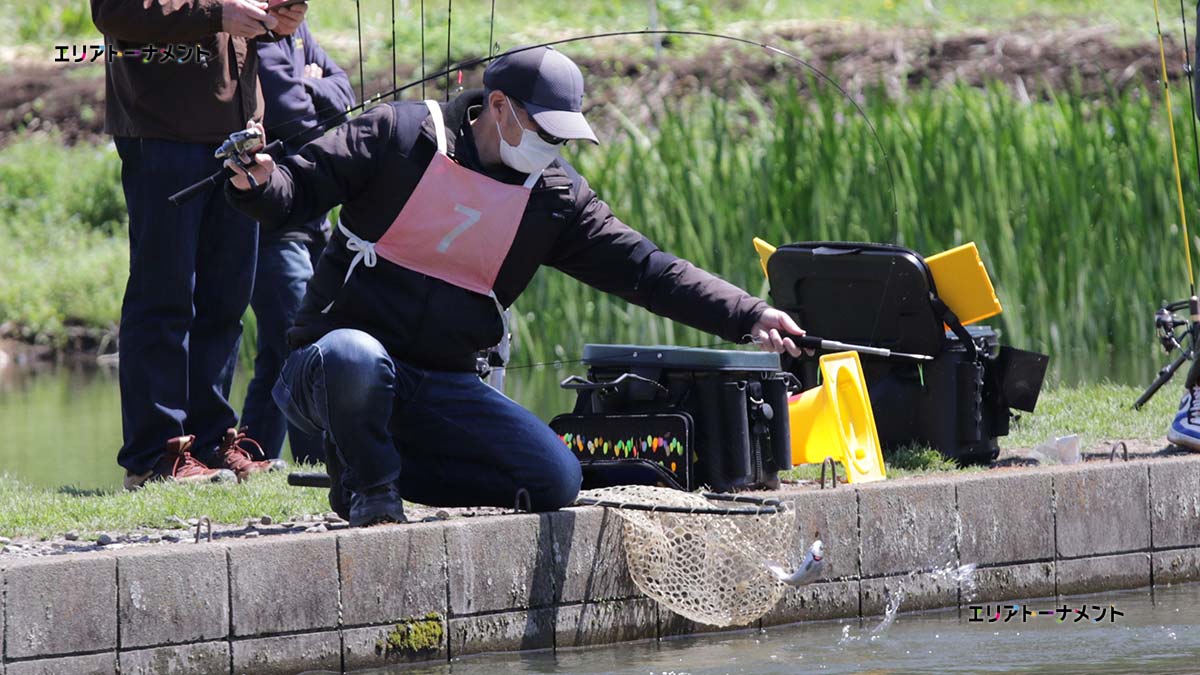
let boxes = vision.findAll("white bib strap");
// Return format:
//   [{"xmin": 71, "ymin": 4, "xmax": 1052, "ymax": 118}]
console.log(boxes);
[
  {"xmin": 521, "ymin": 169, "xmax": 544, "ymax": 190},
  {"xmin": 423, "ymin": 99, "xmax": 448, "ymax": 156},
  {"xmin": 321, "ymin": 221, "xmax": 379, "ymax": 314},
  {"xmin": 488, "ymin": 290, "xmax": 510, "ymax": 348}
]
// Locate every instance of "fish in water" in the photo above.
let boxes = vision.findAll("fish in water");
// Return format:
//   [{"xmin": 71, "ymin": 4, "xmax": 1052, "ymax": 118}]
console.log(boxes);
[{"xmin": 766, "ymin": 540, "xmax": 824, "ymax": 587}]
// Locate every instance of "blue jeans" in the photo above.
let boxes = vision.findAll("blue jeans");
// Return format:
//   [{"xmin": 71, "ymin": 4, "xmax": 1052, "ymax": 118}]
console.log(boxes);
[
  {"xmin": 114, "ymin": 137, "xmax": 257, "ymax": 472},
  {"xmin": 272, "ymin": 329, "xmax": 582, "ymax": 510},
  {"xmin": 241, "ymin": 237, "xmax": 325, "ymax": 462}
]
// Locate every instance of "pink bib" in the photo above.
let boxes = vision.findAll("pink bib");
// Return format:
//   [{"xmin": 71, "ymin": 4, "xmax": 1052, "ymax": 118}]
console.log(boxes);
[{"xmin": 371, "ymin": 100, "xmax": 541, "ymax": 296}]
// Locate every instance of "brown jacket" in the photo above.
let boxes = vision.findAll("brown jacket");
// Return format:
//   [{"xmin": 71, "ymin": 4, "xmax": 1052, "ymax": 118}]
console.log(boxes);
[{"xmin": 91, "ymin": 0, "xmax": 263, "ymax": 143}]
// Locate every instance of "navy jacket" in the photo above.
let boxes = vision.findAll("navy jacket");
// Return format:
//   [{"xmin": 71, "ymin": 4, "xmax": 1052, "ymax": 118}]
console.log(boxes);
[
  {"xmin": 256, "ymin": 21, "xmax": 354, "ymax": 241},
  {"xmin": 227, "ymin": 91, "xmax": 768, "ymax": 371}
]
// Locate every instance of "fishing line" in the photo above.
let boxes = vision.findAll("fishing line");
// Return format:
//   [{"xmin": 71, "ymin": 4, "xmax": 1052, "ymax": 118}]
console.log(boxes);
[
  {"xmin": 212, "ymin": 30, "xmax": 903, "ymax": 360},
  {"xmin": 1154, "ymin": 0, "xmax": 1196, "ymax": 294},
  {"xmin": 445, "ymin": 0, "xmax": 453, "ymax": 102},
  {"xmin": 354, "ymin": 0, "xmax": 365, "ymax": 104},
  {"xmin": 420, "ymin": 0, "xmax": 426, "ymax": 99},
  {"xmin": 488, "ymin": 0, "xmax": 497, "ymax": 57},
  {"xmin": 391, "ymin": 0, "xmax": 396, "ymax": 100},
  {"xmin": 1179, "ymin": 0, "xmax": 1200, "ymax": 241},
  {"xmin": 262, "ymin": 30, "xmax": 900, "ymax": 243}
]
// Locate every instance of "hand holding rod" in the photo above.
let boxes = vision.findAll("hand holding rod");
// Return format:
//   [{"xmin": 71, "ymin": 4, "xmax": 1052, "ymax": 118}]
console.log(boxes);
[{"xmin": 168, "ymin": 138, "xmax": 285, "ymax": 206}]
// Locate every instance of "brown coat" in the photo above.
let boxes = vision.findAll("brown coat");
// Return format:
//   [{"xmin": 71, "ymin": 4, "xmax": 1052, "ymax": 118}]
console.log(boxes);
[{"xmin": 91, "ymin": 0, "xmax": 264, "ymax": 143}]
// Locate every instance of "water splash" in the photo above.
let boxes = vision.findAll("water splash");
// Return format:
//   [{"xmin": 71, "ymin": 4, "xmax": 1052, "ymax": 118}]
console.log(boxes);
[
  {"xmin": 838, "ymin": 586, "xmax": 907, "ymax": 645},
  {"xmin": 836, "ymin": 559, "xmax": 979, "ymax": 646},
  {"xmin": 931, "ymin": 561, "xmax": 979, "ymax": 601}
]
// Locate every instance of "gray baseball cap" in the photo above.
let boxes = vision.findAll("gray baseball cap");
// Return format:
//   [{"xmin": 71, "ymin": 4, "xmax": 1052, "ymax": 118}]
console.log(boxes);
[{"xmin": 483, "ymin": 46, "xmax": 599, "ymax": 145}]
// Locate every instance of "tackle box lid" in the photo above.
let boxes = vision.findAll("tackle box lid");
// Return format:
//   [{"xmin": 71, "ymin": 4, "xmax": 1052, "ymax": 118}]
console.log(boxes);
[{"xmin": 581, "ymin": 344, "xmax": 781, "ymax": 372}]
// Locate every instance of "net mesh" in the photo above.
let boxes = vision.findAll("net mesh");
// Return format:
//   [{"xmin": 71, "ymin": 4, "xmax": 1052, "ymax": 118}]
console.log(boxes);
[{"xmin": 580, "ymin": 485, "xmax": 796, "ymax": 627}]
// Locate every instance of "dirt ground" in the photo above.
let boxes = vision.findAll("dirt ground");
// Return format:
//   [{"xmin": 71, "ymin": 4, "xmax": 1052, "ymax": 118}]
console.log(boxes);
[{"xmin": 0, "ymin": 22, "xmax": 1184, "ymax": 146}]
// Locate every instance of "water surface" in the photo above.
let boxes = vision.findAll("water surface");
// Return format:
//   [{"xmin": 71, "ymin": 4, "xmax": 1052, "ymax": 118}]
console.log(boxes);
[{"xmin": 343, "ymin": 585, "xmax": 1200, "ymax": 675}]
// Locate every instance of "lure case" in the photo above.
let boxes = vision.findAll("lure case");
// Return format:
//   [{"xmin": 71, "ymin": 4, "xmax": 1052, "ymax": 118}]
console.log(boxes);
[
  {"xmin": 550, "ymin": 345, "xmax": 793, "ymax": 491},
  {"xmin": 765, "ymin": 241, "xmax": 1049, "ymax": 464}
]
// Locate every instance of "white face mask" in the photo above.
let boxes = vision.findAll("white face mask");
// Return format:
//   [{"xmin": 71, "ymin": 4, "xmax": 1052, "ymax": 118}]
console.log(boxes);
[{"xmin": 495, "ymin": 97, "xmax": 562, "ymax": 174}]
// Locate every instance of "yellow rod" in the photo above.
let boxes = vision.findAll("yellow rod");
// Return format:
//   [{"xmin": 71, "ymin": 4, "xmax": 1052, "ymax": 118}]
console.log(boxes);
[{"xmin": 1154, "ymin": 0, "xmax": 1196, "ymax": 291}]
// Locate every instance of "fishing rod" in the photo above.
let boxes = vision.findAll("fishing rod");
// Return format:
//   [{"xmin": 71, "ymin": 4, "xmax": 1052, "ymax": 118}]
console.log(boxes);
[
  {"xmin": 167, "ymin": 24, "xmax": 912, "ymax": 381},
  {"xmin": 1135, "ymin": 0, "xmax": 1200, "ymax": 408},
  {"xmin": 167, "ymin": 28, "xmax": 900, "ymax": 235}
]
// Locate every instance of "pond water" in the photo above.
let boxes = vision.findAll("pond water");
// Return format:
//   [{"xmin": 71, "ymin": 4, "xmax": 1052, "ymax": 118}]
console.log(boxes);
[
  {"xmin": 326, "ymin": 584, "xmax": 1200, "ymax": 675},
  {"xmin": 0, "ymin": 362, "xmax": 582, "ymax": 490},
  {"xmin": 0, "ymin": 344, "xmax": 1166, "ymax": 490}
]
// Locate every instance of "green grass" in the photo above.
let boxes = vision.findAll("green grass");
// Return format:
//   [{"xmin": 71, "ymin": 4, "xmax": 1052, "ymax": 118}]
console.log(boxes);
[
  {"xmin": 0, "ymin": 134, "xmax": 126, "ymax": 343},
  {"xmin": 1006, "ymin": 381, "xmax": 1180, "ymax": 449},
  {"xmin": 0, "ymin": 381, "xmax": 1173, "ymax": 538},
  {"xmin": 0, "ymin": 465, "xmax": 330, "ymax": 540},
  {"xmin": 780, "ymin": 381, "xmax": 1178, "ymax": 482},
  {"xmin": 512, "ymin": 80, "xmax": 1199, "ymax": 385},
  {"xmin": 7, "ymin": 79, "xmax": 1200, "ymax": 382},
  {"xmin": 782, "ymin": 442, "xmax": 975, "ymax": 482}
]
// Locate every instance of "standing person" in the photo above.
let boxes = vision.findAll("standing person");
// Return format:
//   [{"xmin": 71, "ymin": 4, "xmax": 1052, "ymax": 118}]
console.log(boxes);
[
  {"xmin": 224, "ymin": 46, "xmax": 808, "ymax": 526},
  {"xmin": 91, "ymin": 0, "xmax": 307, "ymax": 488},
  {"xmin": 244, "ymin": 19, "xmax": 355, "ymax": 464}
]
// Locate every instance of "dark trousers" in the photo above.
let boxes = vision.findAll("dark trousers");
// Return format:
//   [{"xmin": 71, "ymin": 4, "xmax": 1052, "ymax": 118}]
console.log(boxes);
[
  {"xmin": 114, "ymin": 137, "xmax": 258, "ymax": 472},
  {"xmin": 241, "ymin": 237, "xmax": 325, "ymax": 462},
  {"xmin": 272, "ymin": 328, "xmax": 582, "ymax": 510}
]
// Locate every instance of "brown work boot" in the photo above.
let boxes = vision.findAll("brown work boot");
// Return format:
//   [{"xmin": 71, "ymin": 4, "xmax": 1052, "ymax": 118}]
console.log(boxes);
[
  {"xmin": 123, "ymin": 435, "xmax": 237, "ymax": 490},
  {"xmin": 218, "ymin": 428, "xmax": 286, "ymax": 481}
]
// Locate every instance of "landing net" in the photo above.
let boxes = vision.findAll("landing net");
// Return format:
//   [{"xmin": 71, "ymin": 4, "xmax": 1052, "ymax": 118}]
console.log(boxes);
[{"xmin": 576, "ymin": 485, "xmax": 796, "ymax": 626}]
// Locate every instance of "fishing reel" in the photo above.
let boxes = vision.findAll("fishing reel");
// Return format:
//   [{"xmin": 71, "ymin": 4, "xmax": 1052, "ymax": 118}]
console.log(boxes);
[
  {"xmin": 1134, "ymin": 297, "xmax": 1200, "ymax": 409},
  {"xmin": 1154, "ymin": 303, "xmax": 1191, "ymax": 353},
  {"xmin": 214, "ymin": 128, "xmax": 266, "ymax": 189}
]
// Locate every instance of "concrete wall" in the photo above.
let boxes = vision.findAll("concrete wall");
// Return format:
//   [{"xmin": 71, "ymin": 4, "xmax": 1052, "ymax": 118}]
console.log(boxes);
[{"xmin": 4, "ymin": 456, "xmax": 1200, "ymax": 674}]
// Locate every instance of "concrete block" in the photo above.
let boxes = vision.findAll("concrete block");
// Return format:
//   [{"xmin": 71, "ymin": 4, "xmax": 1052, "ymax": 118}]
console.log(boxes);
[
  {"xmin": 119, "ymin": 640, "xmax": 229, "ymax": 675},
  {"xmin": 232, "ymin": 631, "xmax": 341, "ymax": 675},
  {"xmin": 343, "ymin": 618, "xmax": 447, "ymax": 670},
  {"xmin": 1153, "ymin": 548, "xmax": 1200, "ymax": 586},
  {"xmin": 761, "ymin": 579, "xmax": 860, "ymax": 627},
  {"xmin": 1057, "ymin": 553, "xmax": 1151, "ymax": 597},
  {"xmin": 5, "ymin": 555, "xmax": 117, "ymax": 658},
  {"xmin": 5, "ymin": 652, "xmax": 116, "ymax": 675},
  {"xmin": 554, "ymin": 599, "xmax": 657, "ymax": 648},
  {"xmin": 860, "ymin": 572, "xmax": 957, "ymax": 617},
  {"xmin": 118, "ymin": 546, "xmax": 228, "ymax": 648},
  {"xmin": 551, "ymin": 508, "xmax": 641, "ymax": 604},
  {"xmin": 1054, "ymin": 463, "xmax": 1150, "ymax": 559},
  {"xmin": 447, "ymin": 608, "xmax": 554, "ymax": 657},
  {"xmin": 1150, "ymin": 458, "xmax": 1200, "ymax": 549},
  {"xmin": 338, "ymin": 522, "xmax": 448, "ymax": 626},
  {"xmin": 772, "ymin": 488, "xmax": 859, "ymax": 582},
  {"xmin": 957, "ymin": 474, "xmax": 1054, "ymax": 566},
  {"xmin": 857, "ymin": 479, "xmax": 958, "ymax": 577},
  {"xmin": 966, "ymin": 563, "xmax": 1056, "ymax": 604},
  {"xmin": 446, "ymin": 514, "xmax": 557, "ymax": 615},
  {"xmin": 228, "ymin": 533, "xmax": 339, "ymax": 636}
]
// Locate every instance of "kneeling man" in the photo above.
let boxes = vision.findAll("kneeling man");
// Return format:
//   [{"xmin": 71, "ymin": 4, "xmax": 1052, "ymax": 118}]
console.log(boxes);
[{"xmin": 226, "ymin": 46, "xmax": 805, "ymax": 525}]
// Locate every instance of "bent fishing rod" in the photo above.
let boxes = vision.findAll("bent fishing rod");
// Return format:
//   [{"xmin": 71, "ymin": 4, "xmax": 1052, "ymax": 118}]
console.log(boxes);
[{"xmin": 168, "ymin": 28, "xmax": 900, "ymax": 237}]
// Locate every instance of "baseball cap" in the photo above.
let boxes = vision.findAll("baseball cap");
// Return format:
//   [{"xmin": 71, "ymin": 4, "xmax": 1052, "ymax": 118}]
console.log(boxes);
[{"xmin": 483, "ymin": 46, "xmax": 599, "ymax": 145}]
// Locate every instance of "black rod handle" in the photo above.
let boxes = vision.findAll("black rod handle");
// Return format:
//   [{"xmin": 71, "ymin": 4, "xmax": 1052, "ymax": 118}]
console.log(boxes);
[
  {"xmin": 168, "ymin": 139, "xmax": 285, "ymax": 206},
  {"xmin": 287, "ymin": 472, "xmax": 332, "ymax": 488}
]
